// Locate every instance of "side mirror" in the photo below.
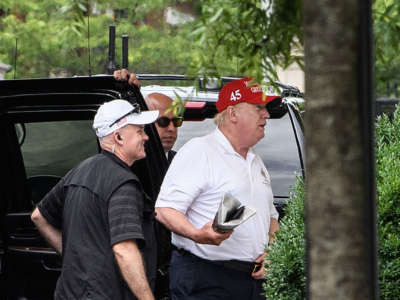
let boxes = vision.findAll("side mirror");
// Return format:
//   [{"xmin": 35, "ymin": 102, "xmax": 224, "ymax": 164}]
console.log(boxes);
[{"xmin": 267, "ymin": 97, "xmax": 288, "ymax": 119}]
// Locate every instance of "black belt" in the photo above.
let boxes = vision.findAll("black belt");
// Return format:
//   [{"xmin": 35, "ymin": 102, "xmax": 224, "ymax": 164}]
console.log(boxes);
[{"xmin": 173, "ymin": 247, "xmax": 261, "ymax": 275}]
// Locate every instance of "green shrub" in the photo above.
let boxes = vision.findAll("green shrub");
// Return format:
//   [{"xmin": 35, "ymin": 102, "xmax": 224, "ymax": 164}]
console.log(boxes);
[
  {"xmin": 264, "ymin": 105, "xmax": 400, "ymax": 299},
  {"xmin": 376, "ymin": 105, "xmax": 400, "ymax": 299},
  {"xmin": 264, "ymin": 176, "xmax": 306, "ymax": 300}
]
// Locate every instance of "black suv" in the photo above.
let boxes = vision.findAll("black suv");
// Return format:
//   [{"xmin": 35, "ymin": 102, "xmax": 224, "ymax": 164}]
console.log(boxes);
[{"xmin": 0, "ymin": 75, "xmax": 304, "ymax": 299}]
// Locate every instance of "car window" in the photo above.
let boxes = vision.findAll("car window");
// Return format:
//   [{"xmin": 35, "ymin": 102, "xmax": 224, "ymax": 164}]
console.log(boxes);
[
  {"xmin": 19, "ymin": 120, "xmax": 98, "ymax": 177},
  {"xmin": 173, "ymin": 113, "xmax": 302, "ymax": 197}
]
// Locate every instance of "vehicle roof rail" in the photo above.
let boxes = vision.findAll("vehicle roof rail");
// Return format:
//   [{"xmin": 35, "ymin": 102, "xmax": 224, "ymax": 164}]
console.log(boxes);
[{"xmin": 275, "ymin": 81, "xmax": 304, "ymax": 98}]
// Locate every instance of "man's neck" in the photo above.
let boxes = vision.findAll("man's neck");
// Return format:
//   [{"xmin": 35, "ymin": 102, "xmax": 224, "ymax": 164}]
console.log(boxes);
[
  {"xmin": 101, "ymin": 144, "xmax": 134, "ymax": 166},
  {"xmin": 218, "ymin": 126, "xmax": 249, "ymax": 159}
]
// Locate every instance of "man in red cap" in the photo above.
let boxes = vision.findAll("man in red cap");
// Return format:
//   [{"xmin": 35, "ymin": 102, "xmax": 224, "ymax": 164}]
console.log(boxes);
[{"xmin": 155, "ymin": 77, "xmax": 280, "ymax": 300}]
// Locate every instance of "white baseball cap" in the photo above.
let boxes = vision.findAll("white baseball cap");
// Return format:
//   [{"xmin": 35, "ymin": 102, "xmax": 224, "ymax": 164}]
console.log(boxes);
[{"xmin": 93, "ymin": 99, "xmax": 159, "ymax": 138}]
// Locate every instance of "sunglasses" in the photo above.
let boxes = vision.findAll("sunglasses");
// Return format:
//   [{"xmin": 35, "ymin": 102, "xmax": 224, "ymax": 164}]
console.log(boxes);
[
  {"xmin": 109, "ymin": 103, "xmax": 141, "ymax": 128},
  {"xmin": 156, "ymin": 116, "xmax": 183, "ymax": 128}
]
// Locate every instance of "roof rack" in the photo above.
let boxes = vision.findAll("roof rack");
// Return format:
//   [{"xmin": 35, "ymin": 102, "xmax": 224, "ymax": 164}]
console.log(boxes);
[{"xmin": 275, "ymin": 82, "xmax": 304, "ymax": 98}]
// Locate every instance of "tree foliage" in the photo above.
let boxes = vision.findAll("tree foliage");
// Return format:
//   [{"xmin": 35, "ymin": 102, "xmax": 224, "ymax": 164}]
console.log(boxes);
[
  {"xmin": 0, "ymin": 0, "xmax": 198, "ymax": 79},
  {"xmin": 189, "ymin": 0, "xmax": 400, "ymax": 96},
  {"xmin": 373, "ymin": 0, "xmax": 400, "ymax": 97},
  {"xmin": 189, "ymin": 0, "xmax": 302, "ymax": 84},
  {"xmin": 1, "ymin": 0, "xmax": 399, "ymax": 95}
]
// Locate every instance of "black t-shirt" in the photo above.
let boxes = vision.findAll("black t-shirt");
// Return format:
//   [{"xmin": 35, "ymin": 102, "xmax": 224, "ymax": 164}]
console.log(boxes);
[{"xmin": 38, "ymin": 151, "xmax": 156, "ymax": 300}]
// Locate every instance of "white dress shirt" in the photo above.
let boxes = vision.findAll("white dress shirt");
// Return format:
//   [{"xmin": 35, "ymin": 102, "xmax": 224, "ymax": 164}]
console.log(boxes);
[{"xmin": 156, "ymin": 128, "xmax": 278, "ymax": 261}]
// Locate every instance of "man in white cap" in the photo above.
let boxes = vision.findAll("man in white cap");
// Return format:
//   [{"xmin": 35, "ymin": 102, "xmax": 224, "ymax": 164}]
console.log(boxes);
[
  {"xmin": 31, "ymin": 99, "xmax": 159, "ymax": 300},
  {"xmin": 113, "ymin": 70, "xmax": 182, "ymax": 300}
]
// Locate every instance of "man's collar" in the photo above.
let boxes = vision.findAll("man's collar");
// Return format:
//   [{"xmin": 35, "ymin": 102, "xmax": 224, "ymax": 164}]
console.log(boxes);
[
  {"xmin": 101, "ymin": 149, "xmax": 132, "ymax": 171},
  {"xmin": 214, "ymin": 128, "xmax": 236, "ymax": 154},
  {"xmin": 213, "ymin": 128, "xmax": 255, "ymax": 160}
]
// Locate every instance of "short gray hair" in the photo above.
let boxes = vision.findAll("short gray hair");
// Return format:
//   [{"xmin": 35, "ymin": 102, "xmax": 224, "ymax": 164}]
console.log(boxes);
[
  {"xmin": 214, "ymin": 110, "xmax": 227, "ymax": 126},
  {"xmin": 98, "ymin": 133, "xmax": 113, "ymax": 148}
]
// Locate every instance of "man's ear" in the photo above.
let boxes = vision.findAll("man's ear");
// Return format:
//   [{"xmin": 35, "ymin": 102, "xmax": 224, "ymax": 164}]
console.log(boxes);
[
  {"xmin": 227, "ymin": 106, "xmax": 238, "ymax": 123},
  {"xmin": 113, "ymin": 131, "xmax": 123, "ymax": 144}
]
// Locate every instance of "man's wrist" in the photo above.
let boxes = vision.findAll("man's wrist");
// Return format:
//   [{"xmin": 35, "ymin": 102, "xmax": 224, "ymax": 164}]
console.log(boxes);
[{"xmin": 191, "ymin": 228, "xmax": 202, "ymax": 243}]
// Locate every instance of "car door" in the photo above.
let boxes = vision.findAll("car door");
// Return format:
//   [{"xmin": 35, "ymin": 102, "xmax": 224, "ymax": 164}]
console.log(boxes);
[{"xmin": 0, "ymin": 107, "xmax": 101, "ymax": 300}]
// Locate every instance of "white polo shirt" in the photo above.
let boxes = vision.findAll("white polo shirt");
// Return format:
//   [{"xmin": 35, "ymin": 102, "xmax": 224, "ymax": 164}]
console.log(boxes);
[{"xmin": 155, "ymin": 128, "xmax": 278, "ymax": 262}]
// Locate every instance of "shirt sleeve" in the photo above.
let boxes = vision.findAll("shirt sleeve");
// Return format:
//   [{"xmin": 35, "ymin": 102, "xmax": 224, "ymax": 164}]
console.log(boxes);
[
  {"xmin": 265, "ymin": 166, "xmax": 279, "ymax": 220},
  {"xmin": 155, "ymin": 138, "xmax": 211, "ymax": 213},
  {"xmin": 37, "ymin": 178, "xmax": 65, "ymax": 229},
  {"xmin": 108, "ymin": 181, "xmax": 145, "ymax": 246},
  {"xmin": 270, "ymin": 197, "xmax": 279, "ymax": 220}
]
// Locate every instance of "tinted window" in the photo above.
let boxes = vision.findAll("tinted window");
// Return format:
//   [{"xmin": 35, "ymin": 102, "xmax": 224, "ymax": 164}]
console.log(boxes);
[
  {"xmin": 173, "ymin": 114, "xmax": 302, "ymax": 197},
  {"xmin": 19, "ymin": 120, "xmax": 98, "ymax": 177}
]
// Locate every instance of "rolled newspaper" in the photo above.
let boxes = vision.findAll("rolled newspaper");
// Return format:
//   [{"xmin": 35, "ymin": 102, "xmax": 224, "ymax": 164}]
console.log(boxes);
[{"xmin": 212, "ymin": 193, "xmax": 256, "ymax": 233}]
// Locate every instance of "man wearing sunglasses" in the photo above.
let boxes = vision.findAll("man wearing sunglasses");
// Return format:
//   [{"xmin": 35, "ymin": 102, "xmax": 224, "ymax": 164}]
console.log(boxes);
[
  {"xmin": 144, "ymin": 93, "xmax": 183, "ymax": 300},
  {"xmin": 31, "ymin": 99, "xmax": 159, "ymax": 300},
  {"xmin": 114, "ymin": 69, "xmax": 183, "ymax": 163},
  {"xmin": 145, "ymin": 93, "xmax": 182, "ymax": 163},
  {"xmin": 155, "ymin": 78, "xmax": 280, "ymax": 300}
]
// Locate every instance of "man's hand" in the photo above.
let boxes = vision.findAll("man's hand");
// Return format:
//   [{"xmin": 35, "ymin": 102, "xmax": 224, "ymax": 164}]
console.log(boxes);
[
  {"xmin": 155, "ymin": 208, "xmax": 232, "ymax": 246},
  {"xmin": 195, "ymin": 221, "xmax": 233, "ymax": 245},
  {"xmin": 113, "ymin": 69, "xmax": 141, "ymax": 86},
  {"xmin": 268, "ymin": 218, "xmax": 279, "ymax": 244},
  {"xmin": 251, "ymin": 252, "xmax": 267, "ymax": 280}
]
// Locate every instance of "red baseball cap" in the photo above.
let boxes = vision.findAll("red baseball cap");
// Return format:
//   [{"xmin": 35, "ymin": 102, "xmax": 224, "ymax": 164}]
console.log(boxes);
[{"xmin": 216, "ymin": 77, "xmax": 279, "ymax": 112}]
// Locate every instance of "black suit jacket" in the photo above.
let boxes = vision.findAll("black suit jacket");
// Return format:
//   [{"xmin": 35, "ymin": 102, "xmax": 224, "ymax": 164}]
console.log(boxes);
[{"xmin": 167, "ymin": 150, "xmax": 176, "ymax": 165}]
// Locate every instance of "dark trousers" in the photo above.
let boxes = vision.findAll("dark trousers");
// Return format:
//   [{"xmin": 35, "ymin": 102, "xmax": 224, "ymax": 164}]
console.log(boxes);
[{"xmin": 169, "ymin": 250, "xmax": 266, "ymax": 300}]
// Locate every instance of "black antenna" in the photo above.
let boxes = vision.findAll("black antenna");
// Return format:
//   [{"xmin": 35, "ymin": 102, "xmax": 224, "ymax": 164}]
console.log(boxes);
[
  {"xmin": 107, "ymin": 25, "xmax": 116, "ymax": 74},
  {"xmin": 13, "ymin": 38, "xmax": 17, "ymax": 79},
  {"xmin": 122, "ymin": 34, "xmax": 129, "ymax": 69},
  {"xmin": 87, "ymin": 13, "xmax": 92, "ymax": 76}
]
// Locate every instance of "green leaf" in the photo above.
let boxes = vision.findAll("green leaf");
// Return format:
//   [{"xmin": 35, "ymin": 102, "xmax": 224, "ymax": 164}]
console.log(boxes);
[
  {"xmin": 209, "ymin": 7, "xmax": 223, "ymax": 23},
  {"xmin": 77, "ymin": 3, "xmax": 87, "ymax": 12}
]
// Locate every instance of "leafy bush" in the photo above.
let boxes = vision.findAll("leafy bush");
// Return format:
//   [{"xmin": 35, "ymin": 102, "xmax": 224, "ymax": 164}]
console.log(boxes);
[
  {"xmin": 264, "ymin": 105, "xmax": 400, "ymax": 299},
  {"xmin": 264, "ymin": 176, "xmax": 306, "ymax": 300},
  {"xmin": 376, "ymin": 105, "xmax": 400, "ymax": 299}
]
